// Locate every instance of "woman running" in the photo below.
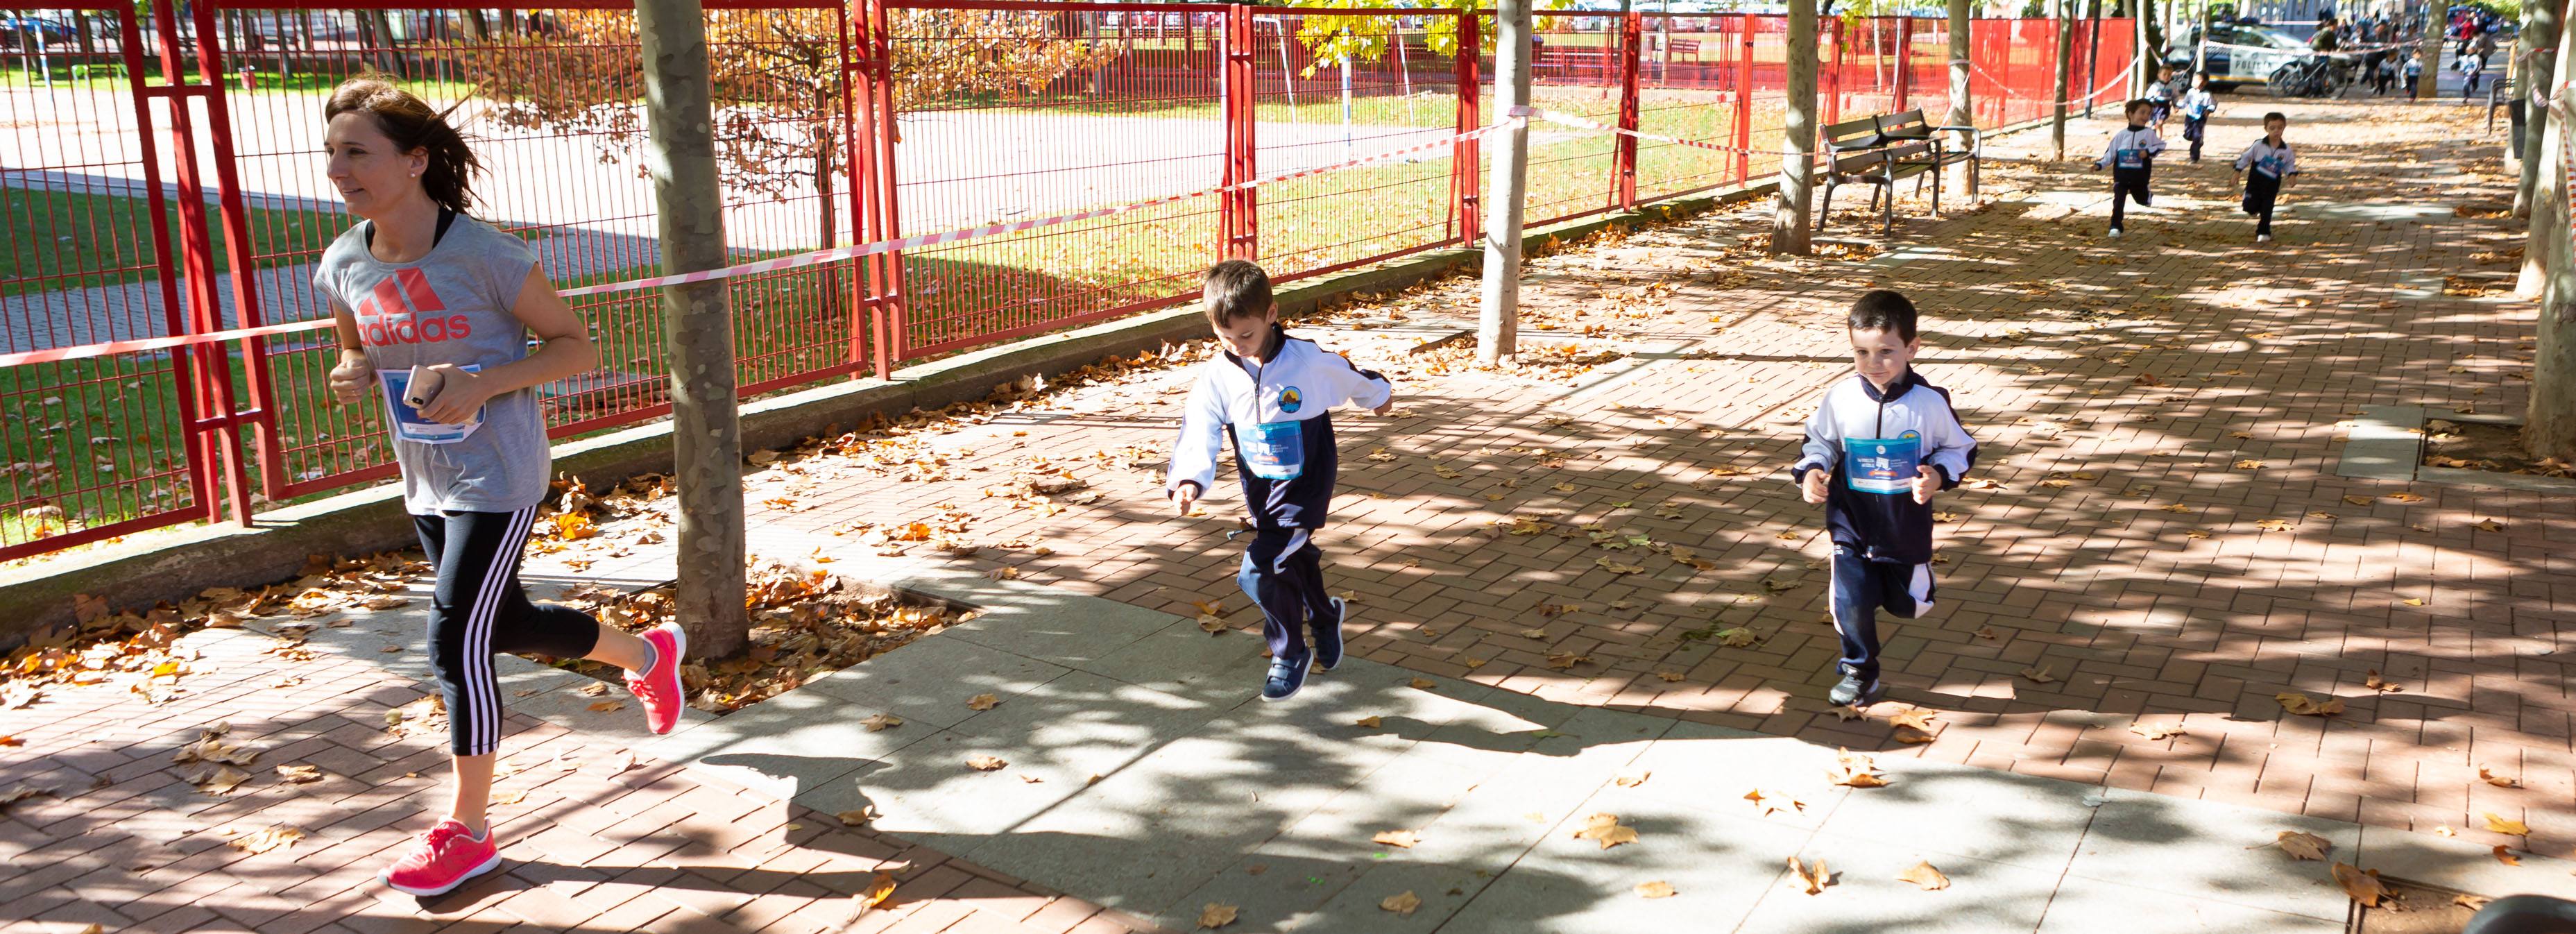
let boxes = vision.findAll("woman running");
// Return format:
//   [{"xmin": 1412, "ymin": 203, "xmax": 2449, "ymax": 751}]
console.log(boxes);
[{"xmin": 316, "ymin": 76, "xmax": 688, "ymax": 897}]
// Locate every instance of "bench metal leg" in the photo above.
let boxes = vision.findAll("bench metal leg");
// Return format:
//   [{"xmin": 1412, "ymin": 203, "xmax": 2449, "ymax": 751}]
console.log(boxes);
[{"xmin": 1817, "ymin": 177, "xmax": 1836, "ymax": 232}]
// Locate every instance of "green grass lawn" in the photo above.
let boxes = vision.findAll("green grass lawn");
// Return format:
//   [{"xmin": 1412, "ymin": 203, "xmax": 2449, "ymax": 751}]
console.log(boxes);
[{"xmin": 0, "ymin": 187, "xmax": 343, "ymax": 298}]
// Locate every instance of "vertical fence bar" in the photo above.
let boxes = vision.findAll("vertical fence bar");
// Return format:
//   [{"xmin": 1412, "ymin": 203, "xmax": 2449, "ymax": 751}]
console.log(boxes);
[
  {"xmin": 1894, "ymin": 15, "xmax": 1912, "ymax": 111},
  {"xmin": 151, "ymin": 0, "xmax": 254, "ymax": 528},
  {"xmin": 1826, "ymin": 16, "xmax": 1843, "ymax": 125},
  {"xmin": 1614, "ymin": 11, "xmax": 1641, "ymax": 210},
  {"xmin": 1733, "ymin": 13, "xmax": 1752, "ymax": 184},
  {"xmin": 1455, "ymin": 10, "xmax": 1481, "ymax": 246},
  {"xmin": 855, "ymin": 0, "xmax": 903, "ymax": 376},
  {"xmin": 1220, "ymin": 3, "xmax": 1256, "ymax": 260},
  {"xmin": 192, "ymin": 0, "xmax": 291, "ymax": 503}
]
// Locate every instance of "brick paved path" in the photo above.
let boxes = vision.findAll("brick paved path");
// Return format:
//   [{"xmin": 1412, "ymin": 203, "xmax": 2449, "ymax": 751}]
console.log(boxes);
[
  {"xmin": 685, "ymin": 97, "xmax": 2569, "ymax": 854},
  {"xmin": 0, "ymin": 625, "xmax": 1161, "ymax": 933},
  {"xmin": 5, "ymin": 94, "xmax": 2569, "ymax": 933}
]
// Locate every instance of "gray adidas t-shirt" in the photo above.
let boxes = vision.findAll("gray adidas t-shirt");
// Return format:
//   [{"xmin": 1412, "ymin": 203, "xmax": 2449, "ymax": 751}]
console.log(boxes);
[{"xmin": 312, "ymin": 215, "xmax": 552, "ymax": 516}]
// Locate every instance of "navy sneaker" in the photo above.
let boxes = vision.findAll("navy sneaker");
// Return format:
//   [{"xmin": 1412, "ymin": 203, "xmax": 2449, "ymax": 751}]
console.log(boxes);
[
  {"xmin": 1829, "ymin": 669, "xmax": 1882, "ymax": 707},
  {"xmin": 1261, "ymin": 653, "xmax": 1312, "ymax": 702},
  {"xmin": 1313, "ymin": 597, "xmax": 1349, "ymax": 671}
]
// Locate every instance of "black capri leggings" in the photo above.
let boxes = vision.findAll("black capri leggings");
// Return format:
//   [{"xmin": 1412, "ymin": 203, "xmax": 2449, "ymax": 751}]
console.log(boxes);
[{"xmin": 416, "ymin": 507, "xmax": 599, "ymax": 756}]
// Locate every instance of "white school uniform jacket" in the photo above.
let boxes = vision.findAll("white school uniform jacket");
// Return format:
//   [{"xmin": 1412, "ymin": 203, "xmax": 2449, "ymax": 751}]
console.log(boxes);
[
  {"xmin": 2095, "ymin": 125, "xmax": 2169, "ymax": 171},
  {"xmin": 1168, "ymin": 325, "xmax": 1393, "ymax": 529},
  {"xmin": 2180, "ymin": 89, "xmax": 2218, "ymax": 119},
  {"xmin": 2235, "ymin": 138, "xmax": 2298, "ymax": 178},
  {"xmin": 1789, "ymin": 369, "xmax": 1979, "ymax": 565}
]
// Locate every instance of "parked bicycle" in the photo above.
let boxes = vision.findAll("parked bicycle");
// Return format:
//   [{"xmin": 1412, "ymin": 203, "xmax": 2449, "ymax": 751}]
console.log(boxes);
[{"xmin": 2269, "ymin": 53, "xmax": 2358, "ymax": 98}]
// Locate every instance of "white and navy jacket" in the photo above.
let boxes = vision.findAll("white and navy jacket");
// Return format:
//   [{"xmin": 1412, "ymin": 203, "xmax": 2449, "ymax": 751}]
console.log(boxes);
[
  {"xmin": 1168, "ymin": 326, "xmax": 1392, "ymax": 529},
  {"xmin": 2095, "ymin": 124, "xmax": 2167, "ymax": 175},
  {"xmin": 1789, "ymin": 368, "xmax": 1979, "ymax": 565},
  {"xmin": 2180, "ymin": 89, "xmax": 2218, "ymax": 119},
  {"xmin": 2235, "ymin": 138, "xmax": 2298, "ymax": 179}
]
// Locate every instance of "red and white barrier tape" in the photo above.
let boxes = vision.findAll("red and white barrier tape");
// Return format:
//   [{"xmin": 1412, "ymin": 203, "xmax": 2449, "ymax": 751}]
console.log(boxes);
[
  {"xmin": 1508, "ymin": 105, "xmax": 1753, "ymax": 155},
  {"xmin": 557, "ymin": 119, "xmax": 1517, "ymax": 299},
  {"xmin": 0, "ymin": 119, "xmax": 1520, "ymax": 369}
]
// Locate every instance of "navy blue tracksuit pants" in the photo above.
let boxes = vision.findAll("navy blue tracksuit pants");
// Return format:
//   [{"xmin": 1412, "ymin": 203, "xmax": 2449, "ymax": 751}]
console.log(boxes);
[
  {"xmin": 1236, "ymin": 527, "xmax": 1338, "ymax": 662},
  {"xmin": 1829, "ymin": 545, "xmax": 1936, "ymax": 679}
]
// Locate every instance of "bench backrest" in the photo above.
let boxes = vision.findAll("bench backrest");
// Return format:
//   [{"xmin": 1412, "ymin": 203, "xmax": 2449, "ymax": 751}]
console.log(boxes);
[
  {"xmin": 1823, "ymin": 117, "xmax": 1881, "ymax": 148},
  {"xmin": 1875, "ymin": 108, "xmax": 1932, "ymax": 138},
  {"xmin": 1668, "ymin": 39, "xmax": 1701, "ymax": 54}
]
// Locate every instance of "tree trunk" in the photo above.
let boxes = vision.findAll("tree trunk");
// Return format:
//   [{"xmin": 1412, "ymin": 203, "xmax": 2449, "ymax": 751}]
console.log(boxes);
[
  {"xmin": 463, "ymin": 9, "xmax": 491, "ymax": 41},
  {"xmin": 272, "ymin": 10, "xmax": 291, "ymax": 83},
  {"xmin": 2053, "ymin": 0, "xmax": 2074, "ymax": 160},
  {"xmin": 2084, "ymin": 0, "xmax": 2104, "ymax": 117},
  {"xmin": 1774, "ymin": 0, "xmax": 1818, "ymax": 255},
  {"xmin": 638, "ymin": 0, "xmax": 750, "ymax": 659},
  {"xmin": 2135, "ymin": 0, "xmax": 2156, "ymax": 103},
  {"xmin": 2192, "ymin": 0, "xmax": 2212, "ymax": 75},
  {"xmin": 1479, "ymin": 0, "xmax": 1533, "ymax": 364},
  {"xmin": 2528, "ymin": 14, "xmax": 2576, "ymax": 461},
  {"xmin": 367, "ymin": 11, "xmax": 402, "ymax": 74},
  {"xmin": 2514, "ymin": 0, "xmax": 2559, "ymax": 222},
  {"xmin": 74, "ymin": 12, "xmax": 93, "ymax": 58},
  {"xmin": 2416, "ymin": 0, "xmax": 2443, "ymax": 100},
  {"xmin": 1949, "ymin": 0, "xmax": 1974, "ymax": 196}
]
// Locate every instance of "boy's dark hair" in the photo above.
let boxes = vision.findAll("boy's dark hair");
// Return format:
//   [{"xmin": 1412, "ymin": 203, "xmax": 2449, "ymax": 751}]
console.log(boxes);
[
  {"xmin": 2125, "ymin": 99, "xmax": 2153, "ymax": 118},
  {"xmin": 1847, "ymin": 289, "xmax": 1919, "ymax": 342},
  {"xmin": 2262, "ymin": 111, "xmax": 2288, "ymax": 124},
  {"xmin": 1202, "ymin": 259, "xmax": 1274, "ymax": 325}
]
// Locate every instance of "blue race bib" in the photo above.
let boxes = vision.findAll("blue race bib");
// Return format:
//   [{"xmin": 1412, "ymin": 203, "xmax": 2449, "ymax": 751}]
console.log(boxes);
[
  {"xmin": 2116, "ymin": 147, "xmax": 2147, "ymax": 170},
  {"xmin": 1240, "ymin": 419, "xmax": 1306, "ymax": 481},
  {"xmin": 1845, "ymin": 432, "xmax": 1922, "ymax": 495},
  {"xmin": 2255, "ymin": 153, "xmax": 2284, "ymax": 177},
  {"xmin": 378, "ymin": 364, "xmax": 484, "ymax": 445}
]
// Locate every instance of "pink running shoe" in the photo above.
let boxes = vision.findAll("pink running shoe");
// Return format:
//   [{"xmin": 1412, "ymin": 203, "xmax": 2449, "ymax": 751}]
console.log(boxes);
[
  {"xmin": 379, "ymin": 818, "xmax": 500, "ymax": 897},
  {"xmin": 626, "ymin": 622, "xmax": 688, "ymax": 735}
]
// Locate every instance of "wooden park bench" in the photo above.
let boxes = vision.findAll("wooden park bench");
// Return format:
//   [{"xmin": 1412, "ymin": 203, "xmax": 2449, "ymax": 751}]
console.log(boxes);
[{"xmin": 1814, "ymin": 108, "xmax": 1981, "ymax": 237}]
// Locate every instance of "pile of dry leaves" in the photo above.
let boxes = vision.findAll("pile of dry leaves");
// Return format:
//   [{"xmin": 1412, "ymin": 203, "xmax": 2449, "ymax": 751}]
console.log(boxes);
[{"xmin": 552, "ymin": 561, "xmax": 972, "ymax": 713}]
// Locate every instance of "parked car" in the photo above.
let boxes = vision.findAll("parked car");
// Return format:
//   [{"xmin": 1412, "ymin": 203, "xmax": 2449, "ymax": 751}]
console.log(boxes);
[
  {"xmin": 2166, "ymin": 22, "xmax": 2348, "ymax": 92},
  {"xmin": 0, "ymin": 16, "xmax": 76, "ymax": 49}
]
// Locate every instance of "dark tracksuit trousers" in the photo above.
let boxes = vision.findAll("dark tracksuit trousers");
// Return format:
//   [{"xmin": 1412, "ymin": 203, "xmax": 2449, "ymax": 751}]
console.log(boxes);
[
  {"xmin": 1829, "ymin": 546, "xmax": 1936, "ymax": 679},
  {"xmin": 416, "ymin": 507, "xmax": 599, "ymax": 756},
  {"xmin": 2244, "ymin": 171, "xmax": 2283, "ymax": 238},
  {"xmin": 1235, "ymin": 527, "xmax": 1340, "ymax": 663},
  {"xmin": 2110, "ymin": 166, "xmax": 2153, "ymax": 232},
  {"xmin": 2183, "ymin": 117, "xmax": 2208, "ymax": 162}
]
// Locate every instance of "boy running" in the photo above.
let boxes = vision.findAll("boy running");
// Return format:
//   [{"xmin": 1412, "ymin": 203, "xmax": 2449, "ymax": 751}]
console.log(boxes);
[
  {"xmin": 1168, "ymin": 260, "xmax": 1394, "ymax": 702},
  {"xmin": 2178, "ymin": 74, "xmax": 2218, "ymax": 163},
  {"xmin": 2092, "ymin": 99, "xmax": 2169, "ymax": 238},
  {"xmin": 2234, "ymin": 111, "xmax": 2299, "ymax": 244},
  {"xmin": 1792, "ymin": 291, "xmax": 1978, "ymax": 707}
]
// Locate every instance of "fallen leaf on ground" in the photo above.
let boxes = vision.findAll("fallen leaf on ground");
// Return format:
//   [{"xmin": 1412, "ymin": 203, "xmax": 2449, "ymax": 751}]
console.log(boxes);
[
  {"xmin": 2276, "ymin": 693, "xmax": 2346, "ymax": 716},
  {"xmin": 1519, "ymin": 627, "xmax": 1549, "ymax": 639},
  {"xmin": 0, "ymin": 736, "xmax": 20, "ymax": 747},
  {"xmin": 1830, "ymin": 706, "xmax": 1862, "ymax": 722},
  {"xmin": 1895, "ymin": 860, "xmax": 1950, "ymax": 891},
  {"xmin": 1372, "ymin": 830, "xmax": 1420, "ymax": 849},
  {"xmin": 2332, "ymin": 863, "xmax": 2385, "ymax": 906},
  {"xmin": 966, "ymin": 693, "xmax": 999, "ymax": 711},
  {"xmin": 1197, "ymin": 615, "xmax": 1227, "ymax": 634},
  {"xmin": 2478, "ymin": 766, "xmax": 2520, "ymax": 788},
  {"xmin": 983, "ymin": 566, "xmax": 1019, "ymax": 581},
  {"xmin": 2233, "ymin": 459, "xmax": 2265, "ymax": 470},
  {"xmin": 1888, "ymin": 708, "xmax": 1937, "ymax": 731},
  {"xmin": 1635, "ymin": 881, "xmax": 1678, "ymax": 899},
  {"xmin": 1788, "ymin": 856, "xmax": 1832, "ymax": 895},
  {"xmin": 1828, "ymin": 749, "xmax": 1888, "ymax": 788},
  {"xmin": 2484, "ymin": 813, "xmax": 2530, "ymax": 835},
  {"xmin": 1974, "ymin": 627, "xmax": 1998, "ymax": 640},
  {"xmin": 835, "ymin": 807, "xmax": 879, "ymax": 827},
  {"xmin": 2458, "ymin": 894, "xmax": 2494, "ymax": 910},
  {"xmin": 1614, "ymin": 768, "xmax": 1650, "ymax": 788},
  {"xmin": 2343, "ymin": 495, "xmax": 2378, "ymax": 506},
  {"xmin": 586, "ymin": 701, "xmax": 625, "ymax": 713},
  {"xmin": 966, "ymin": 755, "xmax": 1007, "ymax": 772},
  {"xmin": 2365, "ymin": 671, "xmax": 2403, "ymax": 693},
  {"xmin": 2255, "ymin": 518, "xmax": 2294, "ymax": 532},
  {"xmin": 1713, "ymin": 627, "xmax": 1759, "ymax": 647},
  {"xmin": 1544, "ymin": 651, "xmax": 1591, "ymax": 670},
  {"xmin": 1379, "ymin": 890, "xmax": 1422, "ymax": 915},
  {"xmin": 2476, "ymin": 519, "xmax": 2505, "ymax": 532},
  {"xmin": 863, "ymin": 713, "xmax": 903, "ymax": 732},
  {"xmin": 2267, "ymin": 831, "xmax": 2331, "ymax": 860},
  {"xmin": 0, "ymin": 786, "xmax": 56, "ymax": 810},
  {"xmin": 857, "ymin": 872, "xmax": 897, "ymax": 912},
  {"xmin": 1198, "ymin": 903, "xmax": 1239, "ymax": 928},
  {"xmin": 2018, "ymin": 665, "xmax": 2056, "ymax": 683},
  {"xmin": 1410, "ymin": 678, "xmax": 1437, "ymax": 690},
  {"xmin": 577, "ymin": 682, "xmax": 611, "ymax": 697},
  {"xmin": 1354, "ymin": 715, "xmax": 1384, "ymax": 729},
  {"xmin": 491, "ymin": 790, "xmax": 527, "ymax": 806},
  {"xmin": 226, "ymin": 825, "xmax": 305, "ymax": 855},
  {"xmin": 190, "ymin": 765, "xmax": 252, "ymax": 795},
  {"xmin": 1571, "ymin": 813, "xmax": 1639, "ymax": 849},
  {"xmin": 1656, "ymin": 671, "xmax": 1684, "ymax": 682},
  {"xmin": 2493, "ymin": 844, "xmax": 2521, "ymax": 865},
  {"xmin": 1745, "ymin": 788, "xmax": 1804, "ymax": 816}
]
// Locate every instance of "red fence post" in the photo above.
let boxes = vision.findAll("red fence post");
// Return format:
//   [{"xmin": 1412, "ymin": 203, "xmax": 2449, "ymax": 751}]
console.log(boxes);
[
  {"xmin": 148, "ymin": 0, "xmax": 255, "ymax": 527},
  {"xmin": 1733, "ymin": 14, "xmax": 1752, "ymax": 184},
  {"xmin": 1455, "ymin": 10, "xmax": 1481, "ymax": 246},
  {"xmin": 1894, "ymin": 16, "xmax": 1913, "ymax": 112},
  {"xmin": 1614, "ymin": 11, "xmax": 1641, "ymax": 211},
  {"xmin": 1220, "ymin": 3, "xmax": 1257, "ymax": 260},
  {"xmin": 853, "ymin": 0, "xmax": 903, "ymax": 375},
  {"xmin": 1826, "ymin": 16, "xmax": 1843, "ymax": 125}
]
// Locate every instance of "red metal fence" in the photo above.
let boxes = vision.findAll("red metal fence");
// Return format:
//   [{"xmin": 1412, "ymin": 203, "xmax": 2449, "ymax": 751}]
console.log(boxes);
[{"xmin": 0, "ymin": 2, "xmax": 2130, "ymax": 563}]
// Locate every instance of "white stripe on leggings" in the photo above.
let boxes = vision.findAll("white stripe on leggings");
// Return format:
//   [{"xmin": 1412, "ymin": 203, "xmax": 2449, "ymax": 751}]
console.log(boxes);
[
  {"xmin": 1277, "ymin": 529, "xmax": 1309, "ymax": 571},
  {"xmin": 461, "ymin": 507, "xmax": 536, "ymax": 755}
]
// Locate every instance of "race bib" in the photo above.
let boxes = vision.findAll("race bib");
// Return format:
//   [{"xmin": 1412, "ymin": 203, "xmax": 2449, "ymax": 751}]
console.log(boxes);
[
  {"xmin": 1240, "ymin": 419, "xmax": 1305, "ymax": 481},
  {"xmin": 2255, "ymin": 153, "xmax": 2284, "ymax": 177},
  {"xmin": 1845, "ymin": 432, "xmax": 1922, "ymax": 495},
  {"xmin": 2115, "ymin": 147, "xmax": 2147, "ymax": 170},
  {"xmin": 379, "ymin": 364, "xmax": 485, "ymax": 445}
]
